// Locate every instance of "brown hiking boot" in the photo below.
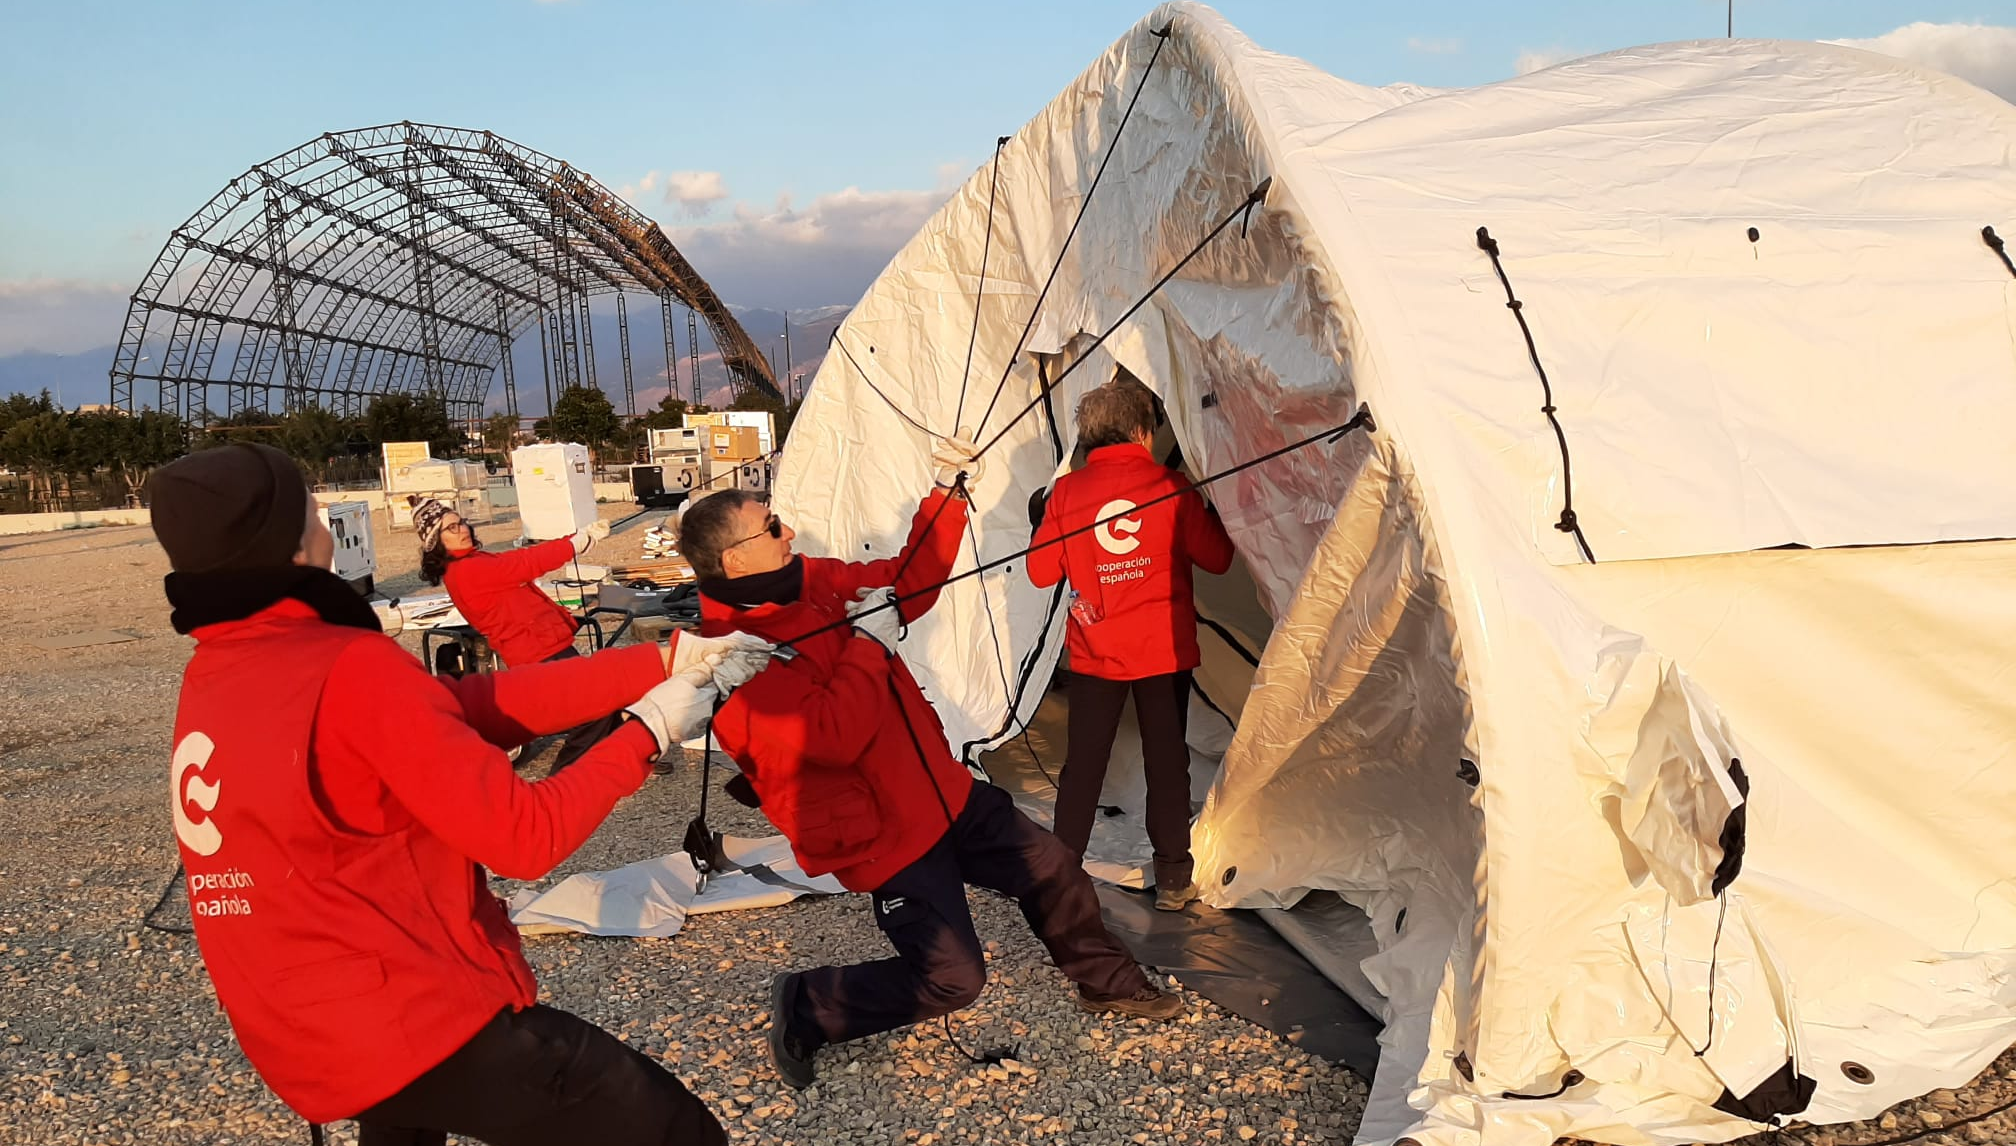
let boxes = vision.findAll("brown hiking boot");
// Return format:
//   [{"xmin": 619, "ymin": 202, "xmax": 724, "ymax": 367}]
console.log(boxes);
[
  {"xmin": 1154, "ymin": 881, "xmax": 1200, "ymax": 912},
  {"xmin": 1077, "ymin": 983, "xmax": 1185, "ymax": 1020}
]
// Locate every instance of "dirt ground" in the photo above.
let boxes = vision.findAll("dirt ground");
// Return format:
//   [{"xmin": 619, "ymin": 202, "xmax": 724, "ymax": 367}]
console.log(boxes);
[{"xmin": 0, "ymin": 503, "xmax": 2008, "ymax": 1146}]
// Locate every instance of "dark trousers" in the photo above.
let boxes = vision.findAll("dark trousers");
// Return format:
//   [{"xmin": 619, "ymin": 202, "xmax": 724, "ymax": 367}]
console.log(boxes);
[
  {"xmin": 353, "ymin": 1004, "xmax": 725, "ymax": 1146},
  {"xmin": 791, "ymin": 781, "xmax": 1148, "ymax": 1048},
  {"xmin": 1054, "ymin": 670, "xmax": 1195, "ymax": 889},
  {"xmin": 542, "ymin": 646, "xmax": 626, "ymax": 775}
]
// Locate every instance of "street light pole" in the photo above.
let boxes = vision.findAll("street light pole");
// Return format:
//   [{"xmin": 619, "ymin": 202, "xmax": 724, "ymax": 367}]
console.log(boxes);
[{"xmin": 780, "ymin": 320, "xmax": 793, "ymax": 404}]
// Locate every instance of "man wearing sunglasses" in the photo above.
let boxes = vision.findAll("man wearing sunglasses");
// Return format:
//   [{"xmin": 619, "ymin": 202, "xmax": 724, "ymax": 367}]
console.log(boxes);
[{"xmin": 678, "ymin": 436, "xmax": 1182, "ymax": 1092}]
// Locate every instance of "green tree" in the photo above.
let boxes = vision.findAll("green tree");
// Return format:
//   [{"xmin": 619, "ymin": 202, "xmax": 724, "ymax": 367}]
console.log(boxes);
[
  {"xmin": 201, "ymin": 409, "xmax": 281, "ymax": 450},
  {"xmin": 118, "ymin": 409, "xmax": 190, "ymax": 501},
  {"xmin": 0, "ymin": 390, "xmax": 55, "ymax": 440},
  {"xmin": 0, "ymin": 411, "xmax": 75, "ymax": 505},
  {"xmin": 483, "ymin": 412, "xmax": 519, "ymax": 465},
  {"xmin": 637, "ymin": 393, "xmax": 688, "ymax": 431},
  {"xmin": 549, "ymin": 385, "xmax": 621, "ymax": 462},
  {"xmin": 362, "ymin": 393, "xmax": 460, "ymax": 458},
  {"xmin": 276, "ymin": 405, "xmax": 353, "ymax": 483}
]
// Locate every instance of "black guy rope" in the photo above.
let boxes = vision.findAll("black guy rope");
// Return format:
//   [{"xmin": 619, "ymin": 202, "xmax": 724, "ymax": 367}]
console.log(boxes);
[
  {"xmin": 774, "ymin": 402, "xmax": 1370, "ymax": 653},
  {"xmin": 972, "ymin": 178, "xmax": 1274, "ymax": 464},
  {"xmin": 143, "ymin": 860, "xmax": 195, "ymax": 935},
  {"xmin": 884, "ymin": 472, "xmax": 972, "ymax": 608},
  {"xmin": 832, "ymin": 332, "xmax": 945, "ymax": 439},
  {"xmin": 971, "ymin": 23, "xmax": 1175, "ymax": 437},
  {"xmin": 1984, "ymin": 225, "xmax": 2016, "ymax": 281},
  {"xmin": 954, "ymin": 135, "xmax": 1012, "ymax": 432},
  {"xmin": 1475, "ymin": 226, "xmax": 1597, "ymax": 563}
]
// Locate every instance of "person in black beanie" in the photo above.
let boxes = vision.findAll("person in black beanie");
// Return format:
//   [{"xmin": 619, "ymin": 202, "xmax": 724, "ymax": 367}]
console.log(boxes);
[{"xmin": 148, "ymin": 442, "xmax": 761, "ymax": 1146}]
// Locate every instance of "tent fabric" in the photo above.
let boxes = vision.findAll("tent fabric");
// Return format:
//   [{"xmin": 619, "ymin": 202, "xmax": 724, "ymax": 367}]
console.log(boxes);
[
  {"xmin": 508, "ymin": 835, "xmax": 846, "ymax": 938},
  {"xmin": 770, "ymin": 4, "xmax": 2016, "ymax": 1144}
]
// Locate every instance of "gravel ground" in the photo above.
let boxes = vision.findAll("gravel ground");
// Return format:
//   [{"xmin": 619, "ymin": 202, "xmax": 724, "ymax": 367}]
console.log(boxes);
[{"xmin": 0, "ymin": 503, "xmax": 2009, "ymax": 1146}]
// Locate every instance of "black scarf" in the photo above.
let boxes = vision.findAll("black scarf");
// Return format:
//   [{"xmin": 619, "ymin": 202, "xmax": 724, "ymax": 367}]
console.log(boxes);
[
  {"xmin": 165, "ymin": 566, "xmax": 383, "ymax": 636},
  {"xmin": 698, "ymin": 554, "xmax": 805, "ymax": 610}
]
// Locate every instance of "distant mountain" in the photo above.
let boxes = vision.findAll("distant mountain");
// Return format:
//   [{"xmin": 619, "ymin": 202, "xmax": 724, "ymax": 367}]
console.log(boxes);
[
  {"xmin": 0, "ymin": 301, "xmax": 854, "ymax": 413},
  {"xmin": 0, "ymin": 347, "xmax": 119, "ymax": 408}
]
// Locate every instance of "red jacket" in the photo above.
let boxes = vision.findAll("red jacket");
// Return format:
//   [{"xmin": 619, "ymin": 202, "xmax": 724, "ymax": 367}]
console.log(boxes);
[
  {"xmin": 169, "ymin": 598, "xmax": 668, "ymax": 1122},
  {"xmin": 1027, "ymin": 443, "xmax": 1235, "ymax": 680},
  {"xmin": 703, "ymin": 490, "xmax": 972, "ymax": 892},
  {"xmin": 442, "ymin": 536, "xmax": 583, "ymax": 666}
]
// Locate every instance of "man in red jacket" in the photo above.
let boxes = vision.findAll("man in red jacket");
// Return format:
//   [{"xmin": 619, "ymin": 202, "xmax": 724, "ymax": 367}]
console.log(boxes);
[
  {"xmin": 1027, "ymin": 380, "xmax": 1236, "ymax": 911},
  {"xmin": 413, "ymin": 495, "xmax": 616, "ymax": 772},
  {"xmin": 678, "ymin": 443, "xmax": 1181, "ymax": 1092},
  {"xmin": 151, "ymin": 443, "xmax": 769, "ymax": 1145}
]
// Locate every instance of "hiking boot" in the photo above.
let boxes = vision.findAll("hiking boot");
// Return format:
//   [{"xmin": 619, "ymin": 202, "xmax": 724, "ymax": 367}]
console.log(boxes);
[
  {"xmin": 1077, "ymin": 982, "xmax": 1185, "ymax": 1021},
  {"xmin": 767, "ymin": 972, "xmax": 819, "ymax": 1088},
  {"xmin": 1154, "ymin": 881, "xmax": 1200, "ymax": 912}
]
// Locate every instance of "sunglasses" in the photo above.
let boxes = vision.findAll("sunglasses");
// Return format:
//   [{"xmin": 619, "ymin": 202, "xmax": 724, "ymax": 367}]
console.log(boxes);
[{"xmin": 727, "ymin": 513, "xmax": 784, "ymax": 549}]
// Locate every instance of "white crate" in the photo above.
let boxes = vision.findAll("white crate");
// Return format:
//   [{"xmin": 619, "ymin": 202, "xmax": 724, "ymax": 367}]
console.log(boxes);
[{"xmin": 511, "ymin": 442, "xmax": 597, "ymax": 541}]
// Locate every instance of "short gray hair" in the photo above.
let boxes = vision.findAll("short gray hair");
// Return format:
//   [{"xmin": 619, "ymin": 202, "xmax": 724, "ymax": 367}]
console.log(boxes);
[
  {"xmin": 677, "ymin": 489, "xmax": 765, "ymax": 581},
  {"xmin": 1074, "ymin": 380, "xmax": 1156, "ymax": 450}
]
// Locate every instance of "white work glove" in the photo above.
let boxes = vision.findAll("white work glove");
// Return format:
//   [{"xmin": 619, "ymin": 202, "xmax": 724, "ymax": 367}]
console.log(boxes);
[
  {"xmin": 623, "ymin": 668, "xmax": 718, "ymax": 751},
  {"xmin": 931, "ymin": 431, "xmax": 984, "ymax": 492},
  {"xmin": 571, "ymin": 519, "xmax": 612, "ymax": 555},
  {"xmin": 848, "ymin": 586, "xmax": 903, "ymax": 654},
  {"xmin": 667, "ymin": 630, "xmax": 775, "ymax": 693}
]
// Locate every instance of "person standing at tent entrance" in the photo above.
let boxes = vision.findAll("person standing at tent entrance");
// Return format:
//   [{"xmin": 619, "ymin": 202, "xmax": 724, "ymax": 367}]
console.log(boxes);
[
  {"xmin": 1027, "ymin": 380, "xmax": 1236, "ymax": 911},
  {"xmin": 151, "ymin": 443, "xmax": 772, "ymax": 1146},
  {"xmin": 677, "ymin": 442, "xmax": 1183, "ymax": 1091},
  {"xmin": 412, "ymin": 495, "xmax": 616, "ymax": 773}
]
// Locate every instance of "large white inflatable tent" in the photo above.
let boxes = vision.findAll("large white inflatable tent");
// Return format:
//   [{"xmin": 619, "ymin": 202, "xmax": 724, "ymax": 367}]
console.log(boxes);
[{"xmin": 769, "ymin": 4, "xmax": 2016, "ymax": 1143}]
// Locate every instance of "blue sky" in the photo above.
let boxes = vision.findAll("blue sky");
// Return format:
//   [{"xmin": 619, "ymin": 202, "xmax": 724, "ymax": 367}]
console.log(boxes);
[{"xmin": 3, "ymin": 0, "xmax": 2015, "ymax": 358}]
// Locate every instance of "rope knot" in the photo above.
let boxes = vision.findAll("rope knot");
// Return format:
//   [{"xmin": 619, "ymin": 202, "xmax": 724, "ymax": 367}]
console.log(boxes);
[{"xmin": 1554, "ymin": 510, "xmax": 1580, "ymax": 532}]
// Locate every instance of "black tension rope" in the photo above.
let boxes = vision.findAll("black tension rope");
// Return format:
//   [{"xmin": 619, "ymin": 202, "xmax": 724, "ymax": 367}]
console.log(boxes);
[
  {"xmin": 772, "ymin": 403, "xmax": 1371, "ymax": 653},
  {"xmin": 973, "ymin": 178, "xmax": 1275, "ymax": 462},
  {"xmin": 954, "ymin": 135, "xmax": 1013, "ymax": 432},
  {"xmin": 971, "ymin": 23, "xmax": 1175, "ymax": 436},
  {"xmin": 1984, "ymin": 225, "xmax": 2016, "ymax": 280},
  {"xmin": 831, "ymin": 332, "xmax": 946, "ymax": 439},
  {"xmin": 1474, "ymin": 226, "xmax": 1597, "ymax": 563}
]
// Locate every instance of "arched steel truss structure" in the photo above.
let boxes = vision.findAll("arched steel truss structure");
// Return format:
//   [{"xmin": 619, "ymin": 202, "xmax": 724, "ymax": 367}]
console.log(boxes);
[{"xmin": 110, "ymin": 122, "xmax": 779, "ymax": 425}]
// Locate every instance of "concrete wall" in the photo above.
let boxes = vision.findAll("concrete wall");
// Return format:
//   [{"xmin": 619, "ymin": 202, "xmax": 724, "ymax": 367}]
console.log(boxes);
[
  {"xmin": 0, "ymin": 507, "xmax": 152, "ymax": 536},
  {"xmin": 0, "ymin": 477, "xmax": 630, "ymax": 536}
]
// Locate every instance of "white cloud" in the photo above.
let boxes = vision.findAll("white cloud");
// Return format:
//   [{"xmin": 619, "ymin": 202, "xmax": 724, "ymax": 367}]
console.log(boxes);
[
  {"xmin": 663, "ymin": 170, "xmax": 731, "ymax": 218},
  {"xmin": 1826, "ymin": 22, "xmax": 2016, "ymax": 102},
  {"xmin": 1407, "ymin": 36, "xmax": 1463, "ymax": 56},
  {"xmin": 1514, "ymin": 47, "xmax": 1574, "ymax": 75},
  {"xmin": 665, "ymin": 184, "xmax": 950, "ymax": 309},
  {"xmin": 0, "ymin": 279, "xmax": 128, "ymax": 356}
]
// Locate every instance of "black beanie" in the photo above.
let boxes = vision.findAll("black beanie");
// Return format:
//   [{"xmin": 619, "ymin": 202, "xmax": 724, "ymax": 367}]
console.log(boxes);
[{"xmin": 148, "ymin": 443, "xmax": 313, "ymax": 573}]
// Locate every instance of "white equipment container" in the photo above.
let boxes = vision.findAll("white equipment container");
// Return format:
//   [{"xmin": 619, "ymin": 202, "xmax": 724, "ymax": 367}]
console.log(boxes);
[
  {"xmin": 733, "ymin": 457, "xmax": 772, "ymax": 493},
  {"xmin": 317, "ymin": 500, "xmax": 376, "ymax": 592},
  {"xmin": 512, "ymin": 442, "xmax": 596, "ymax": 541}
]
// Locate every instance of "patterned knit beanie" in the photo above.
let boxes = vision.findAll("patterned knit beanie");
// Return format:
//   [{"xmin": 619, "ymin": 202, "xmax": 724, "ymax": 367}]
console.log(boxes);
[{"xmin": 409, "ymin": 495, "xmax": 452, "ymax": 552}]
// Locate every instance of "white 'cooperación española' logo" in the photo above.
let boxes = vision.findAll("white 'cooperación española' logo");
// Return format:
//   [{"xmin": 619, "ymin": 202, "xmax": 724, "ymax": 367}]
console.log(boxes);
[
  {"xmin": 171, "ymin": 732, "xmax": 224, "ymax": 857},
  {"xmin": 1094, "ymin": 499, "xmax": 1143, "ymax": 555}
]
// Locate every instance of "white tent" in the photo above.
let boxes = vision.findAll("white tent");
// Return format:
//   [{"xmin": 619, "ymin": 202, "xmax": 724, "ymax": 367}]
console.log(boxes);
[{"xmin": 770, "ymin": 5, "xmax": 2016, "ymax": 1143}]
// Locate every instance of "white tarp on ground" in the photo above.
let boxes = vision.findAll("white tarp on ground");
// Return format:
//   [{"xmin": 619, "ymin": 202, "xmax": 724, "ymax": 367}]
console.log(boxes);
[
  {"xmin": 769, "ymin": 5, "xmax": 2016, "ymax": 1144},
  {"xmin": 508, "ymin": 836, "xmax": 847, "ymax": 938}
]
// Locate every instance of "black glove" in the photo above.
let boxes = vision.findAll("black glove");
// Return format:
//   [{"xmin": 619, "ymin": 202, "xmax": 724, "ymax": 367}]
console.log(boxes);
[{"xmin": 1028, "ymin": 487, "xmax": 1051, "ymax": 528}]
